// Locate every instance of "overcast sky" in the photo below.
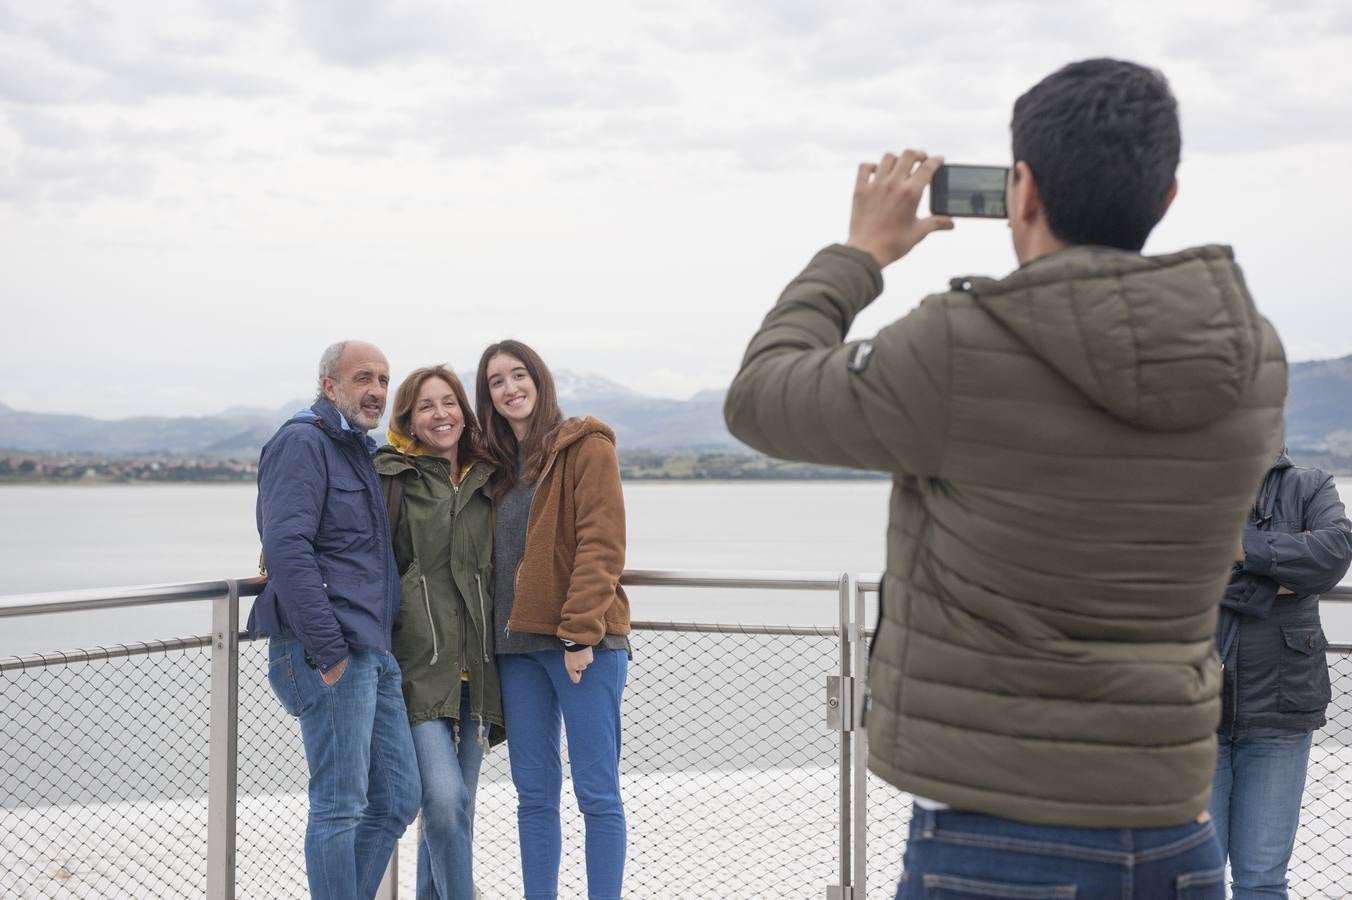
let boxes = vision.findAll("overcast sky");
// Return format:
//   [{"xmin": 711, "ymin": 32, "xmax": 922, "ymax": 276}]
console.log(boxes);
[{"xmin": 3, "ymin": 0, "xmax": 1350, "ymax": 419}]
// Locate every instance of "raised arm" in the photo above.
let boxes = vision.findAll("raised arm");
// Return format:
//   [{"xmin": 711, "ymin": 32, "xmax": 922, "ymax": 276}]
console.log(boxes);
[
  {"xmin": 726, "ymin": 150, "xmax": 958, "ymax": 476},
  {"xmin": 724, "ymin": 246, "xmax": 953, "ymax": 476}
]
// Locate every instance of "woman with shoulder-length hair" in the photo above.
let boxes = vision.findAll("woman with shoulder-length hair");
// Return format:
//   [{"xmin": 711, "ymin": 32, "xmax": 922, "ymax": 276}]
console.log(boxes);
[
  {"xmin": 475, "ymin": 339, "xmax": 630, "ymax": 900},
  {"xmin": 373, "ymin": 364, "xmax": 505, "ymax": 900}
]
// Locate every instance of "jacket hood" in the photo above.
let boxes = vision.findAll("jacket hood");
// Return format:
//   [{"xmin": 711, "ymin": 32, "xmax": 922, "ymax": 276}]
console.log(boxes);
[
  {"xmin": 373, "ymin": 443, "xmax": 493, "ymax": 486},
  {"xmin": 381, "ymin": 425, "xmax": 452, "ymax": 458},
  {"xmin": 549, "ymin": 416, "xmax": 616, "ymax": 454},
  {"xmin": 386, "ymin": 422, "xmax": 415, "ymax": 454},
  {"xmin": 966, "ymin": 245, "xmax": 1265, "ymax": 432},
  {"xmin": 373, "ymin": 444, "xmax": 417, "ymax": 476},
  {"xmin": 1270, "ymin": 446, "xmax": 1293, "ymax": 472}
]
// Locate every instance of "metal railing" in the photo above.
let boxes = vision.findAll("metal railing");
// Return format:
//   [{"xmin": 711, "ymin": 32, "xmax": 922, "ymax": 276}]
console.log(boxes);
[{"xmin": 1, "ymin": 578, "xmax": 1351, "ymax": 898}]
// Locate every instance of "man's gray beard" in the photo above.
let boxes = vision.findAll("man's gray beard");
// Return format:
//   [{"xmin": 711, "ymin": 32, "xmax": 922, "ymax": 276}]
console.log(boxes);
[{"xmin": 332, "ymin": 390, "xmax": 378, "ymax": 432}]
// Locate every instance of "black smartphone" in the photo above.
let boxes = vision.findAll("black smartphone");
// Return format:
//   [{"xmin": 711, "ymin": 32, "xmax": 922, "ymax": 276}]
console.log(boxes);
[{"xmin": 930, "ymin": 164, "xmax": 1009, "ymax": 218}]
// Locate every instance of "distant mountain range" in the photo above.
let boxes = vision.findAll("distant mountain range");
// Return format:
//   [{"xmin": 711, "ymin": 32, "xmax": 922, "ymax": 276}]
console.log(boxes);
[
  {"xmin": 1284, "ymin": 355, "xmax": 1352, "ymax": 472},
  {"xmin": 3, "ymin": 358, "xmax": 1351, "ymax": 469},
  {"xmin": 0, "ymin": 371, "xmax": 738, "ymax": 455}
]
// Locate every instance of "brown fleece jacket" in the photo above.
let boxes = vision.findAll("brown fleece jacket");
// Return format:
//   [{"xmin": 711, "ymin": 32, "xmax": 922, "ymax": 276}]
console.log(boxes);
[{"xmin": 508, "ymin": 417, "xmax": 630, "ymax": 646}]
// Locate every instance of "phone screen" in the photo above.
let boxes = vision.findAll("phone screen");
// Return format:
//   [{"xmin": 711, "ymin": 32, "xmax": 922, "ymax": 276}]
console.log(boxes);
[{"xmin": 932, "ymin": 165, "xmax": 1008, "ymax": 218}]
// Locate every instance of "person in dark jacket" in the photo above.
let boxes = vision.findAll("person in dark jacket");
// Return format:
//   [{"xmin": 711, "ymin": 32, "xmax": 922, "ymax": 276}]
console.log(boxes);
[
  {"xmin": 248, "ymin": 340, "xmax": 420, "ymax": 900},
  {"xmin": 1211, "ymin": 450, "xmax": 1352, "ymax": 898}
]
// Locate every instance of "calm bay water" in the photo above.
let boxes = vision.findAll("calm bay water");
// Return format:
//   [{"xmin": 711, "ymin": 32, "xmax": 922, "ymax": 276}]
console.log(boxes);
[
  {"xmin": 0, "ymin": 481, "xmax": 891, "ymax": 657},
  {"xmin": 2, "ymin": 478, "xmax": 1350, "ymax": 657}
]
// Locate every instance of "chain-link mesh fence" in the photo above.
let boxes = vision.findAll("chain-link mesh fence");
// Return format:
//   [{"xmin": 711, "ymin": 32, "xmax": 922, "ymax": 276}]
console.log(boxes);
[
  {"xmin": 236, "ymin": 625, "xmax": 845, "ymax": 899},
  {"xmin": 0, "ymin": 640, "xmax": 213, "ymax": 899},
  {"xmin": 451, "ymin": 625, "xmax": 844, "ymax": 899},
  {"xmin": 1288, "ymin": 650, "xmax": 1352, "ymax": 898},
  {"xmin": 5, "ymin": 620, "xmax": 1352, "ymax": 899},
  {"xmin": 1, "ymin": 622, "xmax": 844, "ymax": 899}
]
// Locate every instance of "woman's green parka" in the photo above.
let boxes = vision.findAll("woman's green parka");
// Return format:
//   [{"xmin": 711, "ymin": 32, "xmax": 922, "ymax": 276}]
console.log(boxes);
[{"xmin": 374, "ymin": 445, "xmax": 505, "ymax": 747}]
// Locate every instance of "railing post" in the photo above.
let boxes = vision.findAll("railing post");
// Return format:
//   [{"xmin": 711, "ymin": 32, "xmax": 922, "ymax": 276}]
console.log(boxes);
[
  {"xmin": 207, "ymin": 580, "xmax": 240, "ymax": 900},
  {"xmin": 827, "ymin": 572, "xmax": 855, "ymax": 900},
  {"xmin": 852, "ymin": 578, "xmax": 870, "ymax": 899}
]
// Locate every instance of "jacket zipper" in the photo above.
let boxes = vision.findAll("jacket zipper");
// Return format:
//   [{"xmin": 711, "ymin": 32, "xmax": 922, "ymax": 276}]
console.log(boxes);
[
  {"xmin": 420, "ymin": 574, "xmax": 439, "ymax": 665},
  {"xmin": 1229, "ymin": 620, "xmax": 1240, "ymax": 738},
  {"xmin": 1226, "ymin": 473, "xmax": 1276, "ymax": 739}
]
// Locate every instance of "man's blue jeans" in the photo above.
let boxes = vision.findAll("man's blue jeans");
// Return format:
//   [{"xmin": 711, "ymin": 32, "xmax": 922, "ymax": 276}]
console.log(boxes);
[
  {"xmin": 411, "ymin": 684, "xmax": 486, "ymax": 900},
  {"xmin": 895, "ymin": 804, "xmax": 1224, "ymax": 899},
  {"xmin": 498, "ymin": 648, "xmax": 627, "ymax": 900},
  {"xmin": 268, "ymin": 638, "xmax": 421, "ymax": 900},
  {"xmin": 1210, "ymin": 732, "xmax": 1313, "ymax": 899}
]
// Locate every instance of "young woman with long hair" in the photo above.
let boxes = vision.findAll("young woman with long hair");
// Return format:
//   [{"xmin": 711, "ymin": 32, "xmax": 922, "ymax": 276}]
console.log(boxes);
[
  {"xmin": 475, "ymin": 340, "xmax": 630, "ymax": 900},
  {"xmin": 374, "ymin": 365, "xmax": 505, "ymax": 900}
]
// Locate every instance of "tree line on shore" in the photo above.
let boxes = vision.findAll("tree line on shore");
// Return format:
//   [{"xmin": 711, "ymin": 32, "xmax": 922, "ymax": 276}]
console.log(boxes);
[{"xmin": 0, "ymin": 451, "xmax": 887, "ymax": 483}]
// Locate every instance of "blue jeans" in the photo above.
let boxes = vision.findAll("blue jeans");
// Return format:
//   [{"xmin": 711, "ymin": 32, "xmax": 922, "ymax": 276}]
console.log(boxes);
[
  {"xmin": 268, "ymin": 638, "xmax": 421, "ymax": 900},
  {"xmin": 412, "ymin": 684, "xmax": 486, "ymax": 900},
  {"xmin": 1210, "ymin": 732, "xmax": 1313, "ymax": 899},
  {"xmin": 896, "ymin": 805, "xmax": 1224, "ymax": 899},
  {"xmin": 498, "ymin": 649, "xmax": 627, "ymax": 900}
]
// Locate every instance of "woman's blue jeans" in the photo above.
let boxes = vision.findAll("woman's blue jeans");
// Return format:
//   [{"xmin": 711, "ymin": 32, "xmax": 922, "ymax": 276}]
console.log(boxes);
[
  {"xmin": 411, "ymin": 684, "xmax": 486, "ymax": 900},
  {"xmin": 498, "ymin": 649, "xmax": 627, "ymax": 900},
  {"xmin": 1210, "ymin": 731, "xmax": 1314, "ymax": 898},
  {"xmin": 896, "ymin": 804, "xmax": 1223, "ymax": 898},
  {"xmin": 267, "ymin": 638, "xmax": 421, "ymax": 900}
]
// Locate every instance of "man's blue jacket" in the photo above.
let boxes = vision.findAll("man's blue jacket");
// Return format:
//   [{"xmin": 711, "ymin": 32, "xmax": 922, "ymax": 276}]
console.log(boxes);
[{"xmin": 246, "ymin": 397, "xmax": 399, "ymax": 672}]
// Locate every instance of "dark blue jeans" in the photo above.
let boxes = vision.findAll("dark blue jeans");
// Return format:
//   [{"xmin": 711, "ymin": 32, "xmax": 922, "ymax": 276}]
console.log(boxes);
[
  {"xmin": 267, "ymin": 638, "xmax": 421, "ymax": 900},
  {"xmin": 1210, "ymin": 732, "xmax": 1313, "ymax": 899},
  {"xmin": 895, "ymin": 805, "xmax": 1224, "ymax": 899},
  {"xmin": 498, "ymin": 648, "xmax": 627, "ymax": 900}
]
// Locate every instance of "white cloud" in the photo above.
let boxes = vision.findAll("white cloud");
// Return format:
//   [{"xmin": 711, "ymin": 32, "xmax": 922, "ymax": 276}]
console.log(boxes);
[
  {"xmin": 4, "ymin": 108, "xmax": 91, "ymax": 148},
  {"xmin": 1, "ymin": 0, "xmax": 1350, "ymax": 419},
  {"xmin": 289, "ymin": 0, "xmax": 471, "ymax": 68}
]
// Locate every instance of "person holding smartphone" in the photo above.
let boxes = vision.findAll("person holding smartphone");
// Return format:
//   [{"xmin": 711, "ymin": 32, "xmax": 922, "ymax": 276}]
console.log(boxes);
[
  {"xmin": 375, "ymin": 365, "xmax": 505, "ymax": 900},
  {"xmin": 724, "ymin": 59, "xmax": 1288, "ymax": 898},
  {"xmin": 475, "ymin": 339, "xmax": 630, "ymax": 900}
]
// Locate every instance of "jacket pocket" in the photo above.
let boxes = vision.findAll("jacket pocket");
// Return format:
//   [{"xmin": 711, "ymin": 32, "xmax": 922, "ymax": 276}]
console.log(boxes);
[
  {"xmin": 322, "ymin": 474, "xmax": 369, "ymax": 536},
  {"xmin": 393, "ymin": 558, "xmax": 436, "ymax": 664},
  {"xmin": 920, "ymin": 873, "xmax": 1076, "ymax": 897},
  {"xmin": 1175, "ymin": 867, "xmax": 1224, "ymax": 899},
  {"xmin": 1279, "ymin": 625, "xmax": 1331, "ymax": 712}
]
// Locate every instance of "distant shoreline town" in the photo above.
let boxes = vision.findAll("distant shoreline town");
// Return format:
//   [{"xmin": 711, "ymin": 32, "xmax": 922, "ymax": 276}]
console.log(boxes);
[
  {"xmin": 2, "ymin": 353, "xmax": 1348, "ymax": 480},
  {"xmin": 0, "ymin": 452, "xmax": 887, "ymax": 483}
]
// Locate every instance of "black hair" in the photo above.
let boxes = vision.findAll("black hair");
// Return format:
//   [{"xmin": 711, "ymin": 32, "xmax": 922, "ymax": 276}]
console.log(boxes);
[{"xmin": 1011, "ymin": 58, "xmax": 1180, "ymax": 251}]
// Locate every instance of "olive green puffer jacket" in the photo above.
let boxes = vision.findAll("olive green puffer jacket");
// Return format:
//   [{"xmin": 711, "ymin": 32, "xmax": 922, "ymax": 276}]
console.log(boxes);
[{"xmin": 726, "ymin": 243, "xmax": 1286, "ymax": 827}]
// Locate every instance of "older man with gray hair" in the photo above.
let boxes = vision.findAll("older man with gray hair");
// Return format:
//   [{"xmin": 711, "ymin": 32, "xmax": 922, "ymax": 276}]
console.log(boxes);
[{"xmin": 249, "ymin": 340, "xmax": 419, "ymax": 900}]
